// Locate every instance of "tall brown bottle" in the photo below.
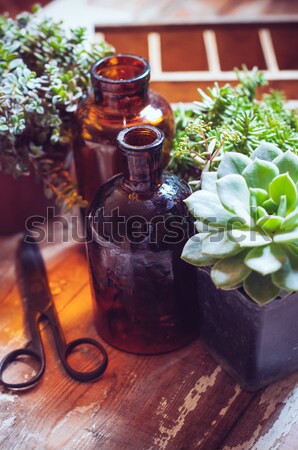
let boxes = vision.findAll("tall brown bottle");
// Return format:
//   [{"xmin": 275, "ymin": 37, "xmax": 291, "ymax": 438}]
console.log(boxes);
[
  {"xmin": 73, "ymin": 54, "xmax": 175, "ymax": 205},
  {"xmin": 86, "ymin": 125, "xmax": 199, "ymax": 355}
]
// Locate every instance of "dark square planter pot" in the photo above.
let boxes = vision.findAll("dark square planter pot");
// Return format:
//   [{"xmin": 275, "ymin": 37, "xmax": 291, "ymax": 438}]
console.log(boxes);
[{"xmin": 197, "ymin": 267, "xmax": 298, "ymax": 391}]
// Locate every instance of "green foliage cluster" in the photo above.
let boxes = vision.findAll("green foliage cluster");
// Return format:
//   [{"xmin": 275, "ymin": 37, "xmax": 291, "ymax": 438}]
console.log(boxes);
[
  {"xmin": 169, "ymin": 67, "xmax": 298, "ymax": 182},
  {"xmin": 0, "ymin": 6, "xmax": 113, "ymax": 209},
  {"xmin": 182, "ymin": 143, "xmax": 298, "ymax": 304}
]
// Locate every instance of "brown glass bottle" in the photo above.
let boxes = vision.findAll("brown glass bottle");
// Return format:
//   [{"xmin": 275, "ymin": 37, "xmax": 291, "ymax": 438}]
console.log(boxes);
[
  {"xmin": 73, "ymin": 54, "xmax": 175, "ymax": 205},
  {"xmin": 86, "ymin": 125, "xmax": 199, "ymax": 355}
]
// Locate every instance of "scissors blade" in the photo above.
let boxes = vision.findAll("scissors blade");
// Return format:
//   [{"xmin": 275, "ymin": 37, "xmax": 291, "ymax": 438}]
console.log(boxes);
[{"xmin": 17, "ymin": 234, "xmax": 53, "ymax": 313}]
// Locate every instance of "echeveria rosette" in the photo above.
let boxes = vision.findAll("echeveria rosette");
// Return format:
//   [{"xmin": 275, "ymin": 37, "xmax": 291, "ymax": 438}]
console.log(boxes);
[{"xmin": 182, "ymin": 143, "xmax": 298, "ymax": 305}]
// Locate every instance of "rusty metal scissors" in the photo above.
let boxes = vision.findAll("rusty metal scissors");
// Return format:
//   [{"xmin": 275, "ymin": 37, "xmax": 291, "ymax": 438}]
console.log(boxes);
[{"xmin": 0, "ymin": 235, "xmax": 108, "ymax": 390}]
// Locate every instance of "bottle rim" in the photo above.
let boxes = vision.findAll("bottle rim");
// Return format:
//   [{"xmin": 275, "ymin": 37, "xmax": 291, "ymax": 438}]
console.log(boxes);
[
  {"xmin": 91, "ymin": 54, "xmax": 150, "ymax": 86},
  {"xmin": 117, "ymin": 125, "xmax": 164, "ymax": 153}
]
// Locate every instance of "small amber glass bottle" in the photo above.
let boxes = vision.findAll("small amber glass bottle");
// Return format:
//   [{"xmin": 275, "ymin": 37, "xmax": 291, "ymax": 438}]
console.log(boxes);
[
  {"xmin": 86, "ymin": 125, "xmax": 199, "ymax": 355},
  {"xmin": 73, "ymin": 54, "xmax": 175, "ymax": 205}
]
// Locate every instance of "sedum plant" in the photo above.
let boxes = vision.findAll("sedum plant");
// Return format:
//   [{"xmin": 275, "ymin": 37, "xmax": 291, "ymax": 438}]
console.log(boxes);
[
  {"xmin": 0, "ymin": 6, "xmax": 113, "ymax": 209},
  {"xmin": 182, "ymin": 142, "xmax": 298, "ymax": 305},
  {"xmin": 169, "ymin": 66, "xmax": 298, "ymax": 181}
]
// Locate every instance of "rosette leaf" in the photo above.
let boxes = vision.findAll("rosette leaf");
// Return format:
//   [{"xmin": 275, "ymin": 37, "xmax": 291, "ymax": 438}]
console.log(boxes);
[{"xmin": 182, "ymin": 143, "xmax": 298, "ymax": 305}]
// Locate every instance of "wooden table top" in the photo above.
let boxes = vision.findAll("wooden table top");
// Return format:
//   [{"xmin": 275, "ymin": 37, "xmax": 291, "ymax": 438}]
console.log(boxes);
[{"xmin": 1, "ymin": 233, "xmax": 298, "ymax": 449}]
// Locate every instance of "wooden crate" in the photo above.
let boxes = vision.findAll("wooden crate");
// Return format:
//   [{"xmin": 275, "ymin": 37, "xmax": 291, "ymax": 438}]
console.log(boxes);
[{"xmin": 96, "ymin": 22, "xmax": 298, "ymax": 102}]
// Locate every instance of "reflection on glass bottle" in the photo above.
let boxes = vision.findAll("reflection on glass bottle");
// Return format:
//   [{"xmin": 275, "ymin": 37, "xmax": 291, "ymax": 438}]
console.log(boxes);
[
  {"xmin": 87, "ymin": 125, "xmax": 199, "ymax": 355},
  {"xmin": 73, "ymin": 54, "xmax": 175, "ymax": 205}
]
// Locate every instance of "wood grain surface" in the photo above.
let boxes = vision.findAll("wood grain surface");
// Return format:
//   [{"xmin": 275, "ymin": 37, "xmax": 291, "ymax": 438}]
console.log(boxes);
[{"xmin": 1, "ymin": 233, "xmax": 298, "ymax": 450}]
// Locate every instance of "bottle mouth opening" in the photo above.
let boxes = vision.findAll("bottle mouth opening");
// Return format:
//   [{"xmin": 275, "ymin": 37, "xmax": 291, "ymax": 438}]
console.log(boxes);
[
  {"xmin": 91, "ymin": 54, "xmax": 150, "ymax": 85},
  {"xmin": 117, "ymin": 125, "xmax": 164, "ymax": 152}
]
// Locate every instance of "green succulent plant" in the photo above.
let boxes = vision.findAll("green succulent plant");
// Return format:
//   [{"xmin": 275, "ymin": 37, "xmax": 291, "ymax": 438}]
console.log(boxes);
[
  {"xmin": 169, "ymin": 67, "xmax": 298, "ymax": 182},
  {"xmin": 182, "ymin": 142, "xmax": 298, "ymax": 305},
  {"xmin": 0, "ymin": 6, "xmax": 113, "ymax": 209}
]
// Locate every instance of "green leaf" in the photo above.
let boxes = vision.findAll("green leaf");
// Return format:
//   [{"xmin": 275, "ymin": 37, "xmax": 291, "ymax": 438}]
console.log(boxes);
[
  {"xmin": 257, "ymin": 215, "xmax": 284, "ymax": 232},
  {"xmin": 217, "ymin": 153, "xmax": 251, "ymax": 178},
  {"xmin": 32, "ymin": 4, "xmax": 41, "ymax": 12},
  {"xmin": 220, "ymin": 282, "xmax": 243, "ymax": 290},
  {"xmin": 9, "ymin": 58, "xmax": 23, "ymax": 70},
  {"xmin": 244, "ymin": 244, "xmax": 286, "ymax": 275},
  {"xmin": 216, "ymin": 174, "xmax": 250, "ymax": 213},
  {"xmin": 243, "ymin": 272, "xmax": 280, "ymax": 305},
  {"xmin": 181, "ymin": 234, "xmax": 218, "ymax": 266},
  {"xmin": 184, "ymin": 190, "xmax": 234, "ymax": 226},
  {"xmin": 66, "ymin": 104, "xmax": 77, "ymax": 112},
  {"xmin": 262, "ymin": 198, "xmax": 278, "ymax": 214},
  {"xmin": 277, "ymin": 195, "xmax": 287, "ymax": 217},
  {"xmin": 242, "ymin": 159, "xmax": 279, "ymax": 191},
  {"xmin": 273, "ymin": 150, "xmax": 298, "ymax": 183},
  {"xmin": 201, "ymin": 171, "xmax": 217, "ymax": 194},
  {"xmin": 229, "ymin": 229, "xmax": 271, "ymax": 247},
  {"xmin": 194, "ymin": 220, "xmax": 217, "ymax": 233},
  {"xmin": 216, "ymin": 174, "xmax": 253, "ymax": 226},
  {"xmin": 250, "ymin": 188, "xmax": 268, "ymax": 206},
  {"xmin": 273, "ymin": 228, "xmax": 298, "ymax": 243},
  {"xmin": 251, "ymin": 142, "xmax": 282, "ymax": 162},
  {"xmin": 272, "ymin": 247, "xmax": 298, "ymax": 291},
  {"xmin": 257, "ymin": 206, "xmax": 268, "ymax": 219},
  {"xmin": 211, "ymin": 251, "xmax": 251, "ymax": 289},
  {"xmin": 201, "ymin": 230, "xmax": 241, "ymax": 257},
  {"xmin": 281, "ymin": 208, "xmax": 298, "ymax": 230},
  {"xmin": 269, "ymin": 173, "xmax": 297, "ymax": 213}
]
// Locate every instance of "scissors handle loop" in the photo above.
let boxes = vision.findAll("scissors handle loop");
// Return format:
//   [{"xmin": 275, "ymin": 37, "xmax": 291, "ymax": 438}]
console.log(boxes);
[
  {"xmin": 0, "ymin": 337, "xmax": 108, "ymax": 390},
  {"xmin": 62, "ymin": 337, "xmax": 108, "ymax": 382},
  {"xmin": 0, "ymin": 348, "xmax": 45, "ymax": 390}
]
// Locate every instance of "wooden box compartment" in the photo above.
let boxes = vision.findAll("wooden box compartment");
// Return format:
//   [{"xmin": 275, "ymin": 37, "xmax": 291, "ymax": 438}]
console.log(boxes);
[
  {"xmin": 159, "ymin": 28, "xmax": 208, "ymax": 71},
  {"xmin": 215, "ymin": 26, "xmax": 267, "ymax": 70},
  {"xmin": 270, "ymin": 24, "xmax": 298, "ymax": 70}
]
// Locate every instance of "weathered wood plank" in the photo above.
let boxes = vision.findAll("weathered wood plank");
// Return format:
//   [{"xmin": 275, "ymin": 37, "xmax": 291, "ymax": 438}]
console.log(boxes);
[{"xmin": 219, "ymin": 372, "xmax": 298, "ymax": 450}]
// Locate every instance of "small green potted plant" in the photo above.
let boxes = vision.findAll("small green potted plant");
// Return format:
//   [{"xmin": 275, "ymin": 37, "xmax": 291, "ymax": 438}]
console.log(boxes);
[
  {"xmin": 182, "ymin": 143, "xmax": 298, "ymax": 390},
  {"xmin": 0, "ymin": 6, "xmax": 113, "ymax": 233}
]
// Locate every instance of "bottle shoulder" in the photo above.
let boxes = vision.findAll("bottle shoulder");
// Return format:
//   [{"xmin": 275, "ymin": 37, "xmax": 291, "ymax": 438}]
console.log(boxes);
[
  {"xmin": 75, "ymin": 92, "xmax": 174, "ymax": 164},
  {"xmin": 89, "ymin": 171, "xmax": 191, "ymax": 219},
  {"xmin": 76, "ymin": 91, "xmax": 174, "ymax": 126}
]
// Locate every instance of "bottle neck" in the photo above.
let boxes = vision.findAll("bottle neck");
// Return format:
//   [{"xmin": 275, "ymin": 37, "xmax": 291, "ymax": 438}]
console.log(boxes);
[
  {"xmin": 93, "ymin": 84, "xmax": 148, "ymax": 112},
  {"xmin": 91, "ymin": 54, "xmax": 150, "ymax": 112},
  {"xmin": 117, "ymin": 126, "xmax": 164, "ymax": 194}
]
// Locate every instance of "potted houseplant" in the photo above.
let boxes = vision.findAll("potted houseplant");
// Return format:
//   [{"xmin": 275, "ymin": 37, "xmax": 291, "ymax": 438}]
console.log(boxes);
[
  {"xmin": 0, "ymin": 6, "xmax": 113, "ymax": 234},
  {"xmin": 182, "ymin": 144, "xmax": 298, "ymax": 390}
]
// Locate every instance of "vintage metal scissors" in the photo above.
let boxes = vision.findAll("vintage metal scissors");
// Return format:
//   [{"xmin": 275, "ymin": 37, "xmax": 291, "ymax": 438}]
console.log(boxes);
[{"xmin": 0, "ymin": 235, "xmax": 108, "ymax": 390}]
